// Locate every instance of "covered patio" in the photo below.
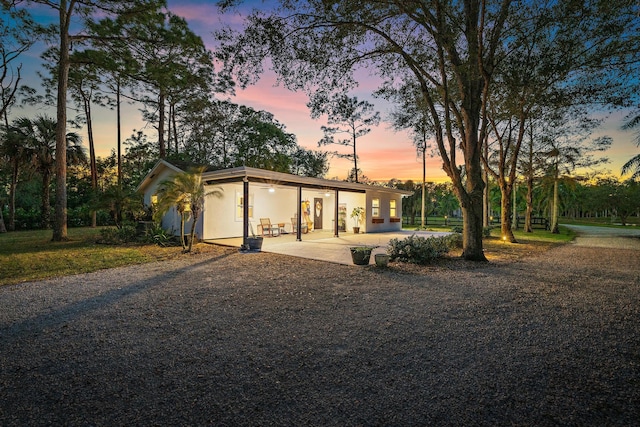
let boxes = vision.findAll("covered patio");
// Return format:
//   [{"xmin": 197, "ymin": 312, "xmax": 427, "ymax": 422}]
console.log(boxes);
[
  {"xmin": 208, "ymin": 229, "xmax": 451, "ymax": 265},
  {"xmin": 138, "ymin": 161, "xmax": 415, "ymax": 256}
]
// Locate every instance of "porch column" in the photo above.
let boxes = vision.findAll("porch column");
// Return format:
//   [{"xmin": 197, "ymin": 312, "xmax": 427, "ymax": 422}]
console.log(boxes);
[
  {"xmin": 296, "ymin": 186, "xmax": 302, "ymax": 241},
  {"xmin": 243, "ymin": 178, "xmax": 249, "ymax": 246},
  {"xmin": 334, "ymin": 189, "xmax": 339, "ymax": 237}
]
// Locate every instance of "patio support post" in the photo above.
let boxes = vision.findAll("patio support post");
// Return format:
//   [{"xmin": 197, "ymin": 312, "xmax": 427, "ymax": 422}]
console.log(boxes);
[
  {"xmin": 296, "ymin": 185, "xmax": 302, "ymax": 241},
  {"xmin": 334, "ymin": 189, "xmax": 339, "ymax": 237},
  {"xmin": 243, "ymin": 178, "xmax": 249, "ymax": 246}
]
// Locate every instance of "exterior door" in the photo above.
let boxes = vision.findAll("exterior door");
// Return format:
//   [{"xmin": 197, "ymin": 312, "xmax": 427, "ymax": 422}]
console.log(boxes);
[{"xmin": 314, "ymin": 198, "xmax": 323, "ymax": 230}]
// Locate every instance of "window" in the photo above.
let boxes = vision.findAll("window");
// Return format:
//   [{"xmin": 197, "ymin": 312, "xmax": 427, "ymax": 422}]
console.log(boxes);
[
  {"xmin": 372, "ymin": 198, "xmax": 380, "ymax": 217},
  {"xmin": 390, "ymin": 199, "xmax": 397, "ymax": 217},
  {"xmin": 236, "ymin": 191, "xmax": 253, "ymax": 221}
]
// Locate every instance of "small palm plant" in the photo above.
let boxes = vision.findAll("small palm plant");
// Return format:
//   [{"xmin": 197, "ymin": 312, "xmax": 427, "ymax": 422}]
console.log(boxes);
[{"xmin": 154, "ymin": 166, "xmax": 222, "ymax": 253}]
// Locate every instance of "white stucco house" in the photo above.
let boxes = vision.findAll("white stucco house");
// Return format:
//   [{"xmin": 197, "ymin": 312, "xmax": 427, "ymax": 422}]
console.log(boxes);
[{"xmin": 137, "ymin": 160, "xmax": 411, "ymax": 244}]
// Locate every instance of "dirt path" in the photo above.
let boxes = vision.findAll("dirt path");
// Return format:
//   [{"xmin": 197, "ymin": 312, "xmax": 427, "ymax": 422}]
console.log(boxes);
[{"xmin": 565, "ymin": 224, "xmax": 640, "ymax": 249}]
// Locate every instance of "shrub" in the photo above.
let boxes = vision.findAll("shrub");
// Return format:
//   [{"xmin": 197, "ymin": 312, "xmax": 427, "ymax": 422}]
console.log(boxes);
[
  {"xmin": 97, "ymin": 225, "xmax": 138, "ymax": 245},
  {"xmin": 450, "ymin": 225, "xmax": 463, "ymax": 233},
  {"xmin": 387, "ymin": 234, "xmax": 454, "ymax": 264},
  {"xmin": 140, "ymin": 223, "xmax": 179, "ymax": 247},
  {"xmin": 483, "ymin": 226, "xmax": 492, "ymax": 238},
  {"xmin": 14, "ymin": 207, "xmax": 40, "ymax": 230},
  {"xmin": 446, "ymin": 232, "xmax": 463, "ymax": 249}
]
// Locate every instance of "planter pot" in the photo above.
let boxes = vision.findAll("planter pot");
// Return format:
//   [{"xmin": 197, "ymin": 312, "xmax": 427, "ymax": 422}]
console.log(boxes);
[
  {"xmin": 350, "ymin": 247, "xmax": 372, "ymax": 265},
  {"xmin": 375, "ymin": 253, "xmax": 390, "ymax": 268},
  {"xmin": 246, "ymin": 236, "xmax": 263, "ymax": 251},
  {"xmin": 353, "ymin": 227, "xmax": 360, "ymax": 234}
]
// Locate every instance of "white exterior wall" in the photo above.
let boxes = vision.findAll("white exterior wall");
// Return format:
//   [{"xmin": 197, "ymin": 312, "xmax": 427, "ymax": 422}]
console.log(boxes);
[
  {"xmin": 366, "ymin": 190, "xmax": 404, "ymax": 233},
  {"xmin": 140, "ymin": 163, "xmax": 406, "ymax": 240},
  {"xmin": 202, "ymin": 183, "xmax": 239, "ymax": 239},
  {"xmin": 141, "ymin": 167, "xmax": 184, "ymax": 236},
  {"xmin": 338, "ymin": 192, "xmax": 367, "ymax": 233}
]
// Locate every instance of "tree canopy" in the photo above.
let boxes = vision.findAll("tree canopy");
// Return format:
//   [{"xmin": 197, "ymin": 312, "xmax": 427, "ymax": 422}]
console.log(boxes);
[{"xmin": 216, "ymin": 0, "xmax": 639, "ymax": 260}]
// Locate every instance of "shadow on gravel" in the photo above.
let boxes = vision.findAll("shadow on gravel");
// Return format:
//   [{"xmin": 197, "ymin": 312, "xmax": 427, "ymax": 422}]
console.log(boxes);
[{"xmin": 1, "ymin": 251, "xmax": 233, "ymax": 341}]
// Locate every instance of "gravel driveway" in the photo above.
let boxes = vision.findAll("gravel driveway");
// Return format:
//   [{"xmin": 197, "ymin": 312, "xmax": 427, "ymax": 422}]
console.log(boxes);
[{"xmin": 1, "ymin": 226, "xmax": 639, "ymax": 426}]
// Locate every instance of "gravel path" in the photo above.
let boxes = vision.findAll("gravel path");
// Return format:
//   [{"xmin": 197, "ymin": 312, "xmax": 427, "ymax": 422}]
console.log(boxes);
[{"xmin": 1, "ymin": 227, "xmax": 639, "ymax": 426}]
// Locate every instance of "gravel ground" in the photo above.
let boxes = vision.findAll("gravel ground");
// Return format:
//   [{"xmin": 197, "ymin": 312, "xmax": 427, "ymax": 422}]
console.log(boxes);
[{"xmin": 1, "ymin": 229, "xmax": 639, "ymax": 426}]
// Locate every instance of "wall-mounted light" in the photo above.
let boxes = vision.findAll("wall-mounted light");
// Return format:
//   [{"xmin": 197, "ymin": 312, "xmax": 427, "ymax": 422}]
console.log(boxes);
[
  {"xmin": 268, "ymin": 186, "xmax": 275, "ymax": 193},
  {"xmin": 325, "ymin": 192, "xmax": 330, "ymax": 197}
]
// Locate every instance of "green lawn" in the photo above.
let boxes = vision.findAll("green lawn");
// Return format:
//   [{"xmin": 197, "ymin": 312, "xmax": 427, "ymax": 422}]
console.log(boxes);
[
  {"xmin": 404, "ymin": 223, "xmax": 576, "ymax": 243},
  {"xmin": 1, "ymin": 223, "xmax": 578, "ymax": 287},
  {"xmin": 0, "ymin": 227, "xmax": 184, "ymax": 286},
  {"xmin": 490, "ymin": 226, "xmax": 576, "ymax": 243},
  {"xmin": 560, "ymin": 218, "xmax": 639, "ymax": 228}
]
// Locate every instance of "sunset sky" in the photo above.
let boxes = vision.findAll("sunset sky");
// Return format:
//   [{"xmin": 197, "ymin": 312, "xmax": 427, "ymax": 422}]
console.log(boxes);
[{"xmin": 14, "ymin": 0, "xmax": 638, "ymax": 183}]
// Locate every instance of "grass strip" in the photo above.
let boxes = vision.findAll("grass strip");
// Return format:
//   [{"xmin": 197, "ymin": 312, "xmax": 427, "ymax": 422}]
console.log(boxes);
[{"xmin": 0, "ymin": 228, "xmax": 183, "ymax": 286}]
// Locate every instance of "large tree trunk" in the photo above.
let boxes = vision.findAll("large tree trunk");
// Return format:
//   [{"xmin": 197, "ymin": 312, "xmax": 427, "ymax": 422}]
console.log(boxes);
[
  {"xmin": 117, "ymin": 78, "xmax": 122, "ymax": 189},
  {"xmin": 167, "ymin": 102, "xmax": 172, "ymax": 156},
  {"xmin": 482, "ymin": 133, "xmax": 489, "ymax": 228},
  {"xmin": 499, "ymin": 180, "xmax": 516, "ymax": 242},
  {"xmin": 52, "ymin": 0, "xmax": 74, "ymax": 242},
  {"xmin": 421, "ymin": 145, "xmax": 426, "ymax": 228},
  {"xmin": 460, "ymin": 129, "xmax": 488, "ymax": 261},
  {"xmin": 172, "ymin": 105, "xmax": 178, "ymax": 153},
  {"xmin": 0, "ymin": 202, "xmax": 6, "ymax": 233},
  {"xmin": 352, "ymin": 131, "xmax": 358, "ymax": 183},
  {"xmin": 83, "ymin": 95, "xmax": 97, "ymax": 228},
  {"xmin": 42, "ymin": 172, "xmax": 51, "ymax": 229},
  {"xmin": 525, "ymin": 173, "xmax": 533, "ymax": 233},
  {"xmin": 461, "ymin": 191, "xmax": 486, "ymax": 261},
  {"xmin": 460, "ymin": 92, "xmax": 488, "ymax": 261},
  {"xmin": 8, "ymin": 159, "xmax": 18, "ymax": 231},
  {"xmin": 524, "ymin": 128, "xmax": 534, "ymax": 233},
  {"xmin": 158, "ymin": 90, "xmax": 166, "ymax": 158},
  {"xmin": 551, "ymin": 166, "xmax": 560, "ymax": 233}
]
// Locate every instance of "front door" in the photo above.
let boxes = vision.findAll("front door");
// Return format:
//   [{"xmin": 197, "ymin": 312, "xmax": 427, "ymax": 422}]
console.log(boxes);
[{"xmin": 314, "ymin": 198, "xmax": 323, "ymax": 230}]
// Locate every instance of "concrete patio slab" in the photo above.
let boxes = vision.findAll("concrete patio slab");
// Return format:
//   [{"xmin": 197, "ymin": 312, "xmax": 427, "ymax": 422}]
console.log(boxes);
[{"xmin": 209, "ymin": 230, "xmax": 451, "ymax": 265}]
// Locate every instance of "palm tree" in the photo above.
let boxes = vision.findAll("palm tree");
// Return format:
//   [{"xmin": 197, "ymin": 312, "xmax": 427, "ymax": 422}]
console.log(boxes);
[
  {"xmin": 11, "ymin": 116, "xmax": 85, "ymax": 228},
  {"xmin": 622, "ymin": 112, "xmax": 640, "ymax": 180},
  {"xmin": 154, "ymin": 166, "xmax": 222, "ymax": 253}
]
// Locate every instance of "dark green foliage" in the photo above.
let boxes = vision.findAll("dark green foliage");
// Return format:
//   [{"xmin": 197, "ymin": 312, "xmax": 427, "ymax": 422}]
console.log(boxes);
[
  {"xmin": 387, "ymin": 234, "xmax": 458, "ymax": 264},
  {"xmin": 446, "ymin": 233, "xmax": 463, "ymax": 249},
  {"xmin": 97, "ymin": 225, "xmax": 138, "ymax": 245},
  {"xmin": 483, "ymin": 226, "xmax": 493, "ymax": 238},
  {"xmin": 139, "ymin": 223, "xmax": 179, "ymax": 247},
  {"xmin": 450, "ymin": 226, "xmax": 463, "ymax": 234},
  {"xmin": 11, "ymin": 207, "xmax": 41, "ymax": 230}
]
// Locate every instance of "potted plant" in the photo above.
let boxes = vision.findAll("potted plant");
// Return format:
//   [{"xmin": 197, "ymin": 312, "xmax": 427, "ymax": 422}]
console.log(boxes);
[
  {"xmin": 375, "ymin": 253, "xmax": 390, "ymax": 267},
  {"xmin": 351, "ymin": 207, "xmax": 365, "ymax": 233},
  {"xmin": 242, "ymin": 222, "xmax": 263, "ymax": 252},
  {"xmin": 349, "ymin": 245, "xmax": 376, "ymax": 265}
]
